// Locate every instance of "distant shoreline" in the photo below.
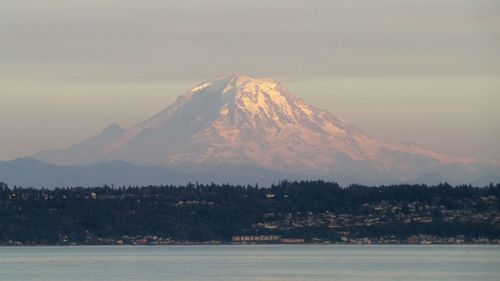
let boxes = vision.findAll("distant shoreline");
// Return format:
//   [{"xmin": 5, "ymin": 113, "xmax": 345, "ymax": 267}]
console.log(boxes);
[
  {"xmin": 2, "ymin": 182, "xmax": 498, "ymax": 246},
  {"xmin": 3, "ymin": 241, "xmax": 500, "ymax": 247}
]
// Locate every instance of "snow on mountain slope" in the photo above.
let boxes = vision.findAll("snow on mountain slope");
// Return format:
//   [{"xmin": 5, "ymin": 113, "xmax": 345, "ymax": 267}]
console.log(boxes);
[{"xmin": 33, "ymin": 74, "xmax": 478, "ymax": 183}]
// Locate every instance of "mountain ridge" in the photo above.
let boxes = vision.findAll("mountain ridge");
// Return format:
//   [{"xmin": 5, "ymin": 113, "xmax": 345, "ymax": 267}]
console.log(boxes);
[
  {"xmin": 31, "ymin": 74, "xmax": 491, "ymax": 185},
  {"xmin": 0, "ymin": 157, "xmax": 297, "ymax": 187}
]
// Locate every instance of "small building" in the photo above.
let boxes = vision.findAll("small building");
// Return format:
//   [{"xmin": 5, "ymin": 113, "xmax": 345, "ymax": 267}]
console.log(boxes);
[
  {"xmin": 232, "ymin": 235, "xmax": 281, "ymax": 243},
  {"xmin": 279, "ymin": 238, "xmax": 305, "ymax": 244}
]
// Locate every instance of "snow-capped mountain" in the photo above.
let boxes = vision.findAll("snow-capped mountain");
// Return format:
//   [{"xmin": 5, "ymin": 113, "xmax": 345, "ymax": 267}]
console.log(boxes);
[{"xmin": 33, "ymin": 75, "xmax": 487, "ymax": 184}]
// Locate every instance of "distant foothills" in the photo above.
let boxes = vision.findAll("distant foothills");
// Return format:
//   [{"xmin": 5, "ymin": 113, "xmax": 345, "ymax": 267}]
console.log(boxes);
[{"xmin": 0, "ymin": 181, "xmax": 499, "ymax": 246}]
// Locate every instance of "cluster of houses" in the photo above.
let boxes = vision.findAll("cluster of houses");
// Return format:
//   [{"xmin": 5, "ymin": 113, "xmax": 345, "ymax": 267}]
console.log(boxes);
[
  {"xmin": 246, "ymin": 197, "xmax": 499, "ymax": 244},
  {"xmin": 335, "ymin": 234, "xmax": 500, "ymax": 245}
]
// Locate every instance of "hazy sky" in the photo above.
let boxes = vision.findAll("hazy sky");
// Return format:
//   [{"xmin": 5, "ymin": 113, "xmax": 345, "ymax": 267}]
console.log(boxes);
[{"xmin": 1, "ymin": 0, "xmax": 499, "ymax": 161}]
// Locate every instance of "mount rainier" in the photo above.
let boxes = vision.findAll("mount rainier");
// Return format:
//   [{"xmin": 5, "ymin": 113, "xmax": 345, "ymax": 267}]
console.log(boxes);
[{"xmin": 30, "ymin": 75, "xmax": 496, "ymax": 185}]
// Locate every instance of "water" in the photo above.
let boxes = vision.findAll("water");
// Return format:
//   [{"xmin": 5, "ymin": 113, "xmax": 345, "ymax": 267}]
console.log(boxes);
[{"xmin": 0, "ymin": 245, "xmax": 499, "ymax": 281}]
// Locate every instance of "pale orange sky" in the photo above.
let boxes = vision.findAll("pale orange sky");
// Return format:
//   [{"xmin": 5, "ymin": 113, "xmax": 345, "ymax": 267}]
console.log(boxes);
[{"xmin": 1, "ymin": 0, "xmax": 499, "ymax": 161}]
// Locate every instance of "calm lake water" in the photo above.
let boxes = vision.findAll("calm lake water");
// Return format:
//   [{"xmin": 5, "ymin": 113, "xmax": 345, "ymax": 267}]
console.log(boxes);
[{"xmin": 0, "ymin": 245, "xmax": 499, "ymax": 281}]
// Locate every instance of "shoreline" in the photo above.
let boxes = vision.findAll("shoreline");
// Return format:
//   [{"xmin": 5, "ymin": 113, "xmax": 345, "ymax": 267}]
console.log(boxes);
[{"xmin": 2, "ymin": 242, "xmax": 500, "ymax": 247}]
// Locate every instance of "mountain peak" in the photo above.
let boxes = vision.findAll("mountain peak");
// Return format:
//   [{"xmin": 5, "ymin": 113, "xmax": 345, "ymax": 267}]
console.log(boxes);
[
  {"xmin": 101, "ymin": 123, "xmax": 124, "ymax": 135},
  {"xmin": 185, "ymin": 74, "xmax": 307, "ymax": 122},
  {"xmin": 221, "ymin": 74, "xmax": 277, "ymax": 88},
  {"xmin": 188, "ymin": 74, "xmax": 278, "ymax": 96}
]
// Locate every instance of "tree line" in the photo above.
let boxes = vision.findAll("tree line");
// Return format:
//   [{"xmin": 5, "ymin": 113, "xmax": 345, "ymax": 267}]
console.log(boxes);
[{"xmin": 0, "ymin": 181, "xmax": 498, "ymax": 244}]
